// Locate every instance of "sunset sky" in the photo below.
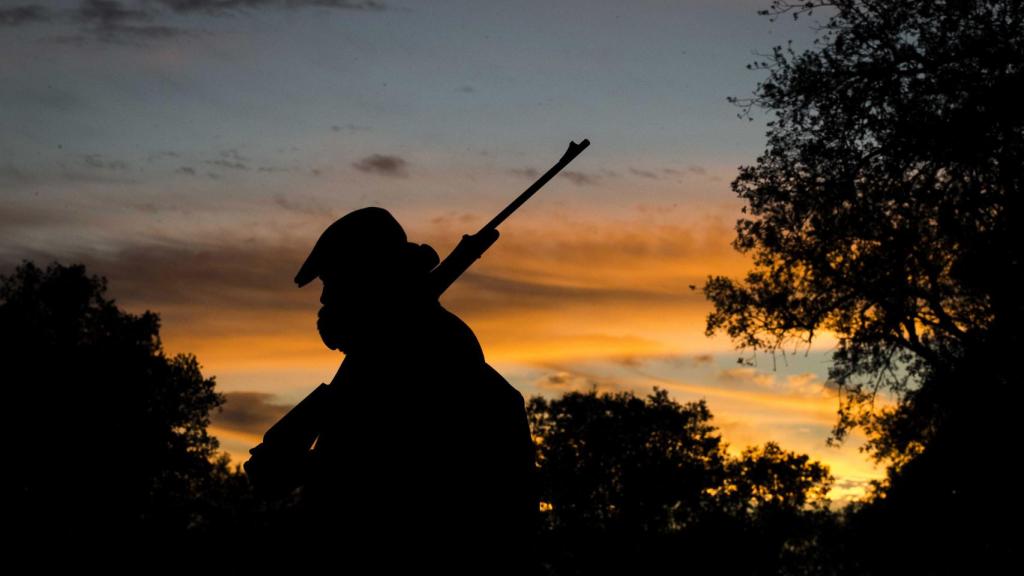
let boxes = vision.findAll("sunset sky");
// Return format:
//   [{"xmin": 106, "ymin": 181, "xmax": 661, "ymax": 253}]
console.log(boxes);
[{"xmin": 1, "ymin": 0, "xmax": 883, "ymax": 505}]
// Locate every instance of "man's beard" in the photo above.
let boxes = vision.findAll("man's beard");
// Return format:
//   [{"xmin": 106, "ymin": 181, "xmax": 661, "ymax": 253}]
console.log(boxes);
[
  {"xmin": 317, "ymin": 306, "xmax": 349, "ymax": 352},
  {"xmin": 317, "ymin": 302, "xmax": 409, "ymax": 353}
]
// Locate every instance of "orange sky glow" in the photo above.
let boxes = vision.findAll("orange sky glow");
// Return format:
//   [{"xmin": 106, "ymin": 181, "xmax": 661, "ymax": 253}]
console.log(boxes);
[{"xmin": 1, "ymin": 1, "xmax": 887, "ymax": 508}]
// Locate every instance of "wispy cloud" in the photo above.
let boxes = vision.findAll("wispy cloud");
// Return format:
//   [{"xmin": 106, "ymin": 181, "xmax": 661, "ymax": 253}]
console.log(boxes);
[
  {"xmin": 204, "ymin": 149, "xmax": 249, "ymax": 171},
  {"xmin": 10, "ymin": 0, "xmax": 387, "ymax": 43},
  {"xmin": 455, "ymin": 271, "xmax": 681, "ymax": 315},
  {"xmin": 212, "ymin": 391, "xmax": 293, "ymax": 435},
  {"xmin": 718, "ymin": 366, "xmax": 777, "ymax": 389},
  {"xmin": 0, "ymin": 5, "xmax": 51, "ymax": 26},
  {"xmin": 533, "ymin": 368, "xmax": 623, "ymax": 394},
  {"xmin": 629, "ymin": 167, "xmax": 660, "ymax": 180},
  {"xmin": 76, "ymin": 0, "xmax": 189, "ymax": 43},
  {"xmin": 273, "ymin": 193, "xmax": 336, "ymax": 216},
  {"xmin": 509, "ymin": 167, "xmax": 540, "ymax": 179},
  {"xmin": 0, "ymin": 214, "xmax": 748, "ymax": 370},
  {"xmin": 0, "ymin": 203, "xmax": 78, "ymax": 229},
  {"xmin": 352, "ymin": 153, "xmax": 408, "ymax": 177},
  {"xmin": 561, "ymin": 170, "xmax": 600, "ymax": 186},
  {"xmin": 509, "ymin": 167, "xmax": 603, "ymax": 186},
  {"xmin": 155, "ymin": 0, "xmax": 386, "ymax": 14},
  {"xmin": 331, "ymin": 123, "xmax": 371, "ymax": 132},
  {"xmin": 611, "ymin": 353, "xmax": 714, "ymax": 369},
  {"xmin": 81, "ymin": 153, "xmax": 129, "ymax": 171},
  {"xmin": 663, "ymin": 165, "xmax": 709, "ymax": 178}
]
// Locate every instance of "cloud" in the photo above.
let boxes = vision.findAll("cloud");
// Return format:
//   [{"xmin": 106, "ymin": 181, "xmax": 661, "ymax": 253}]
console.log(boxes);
[
  {"xmin": 782, "ymin": 372, "xmax": 835, "ymax": 398},
  {"xmin": 80, "ymin": 0, "xmax": 149, "ymax": 25},
  {"xmin": 0, "ymin": 164, "xmax": 40, "ymax": 187},
  {"xmin": 533, "ymin": 368, "xmax": 622, "ymax": 394},
  {"xmin": 11, "ymin": 1, "xmax": 387, "ymax": 43},
  {"xmin": 0, "ymin": 5, "xmax": 51, "ymax": 26},
  {"xmin": 455, "ymin": 271, "xmax": 681, "ymax": 314},
  {"xmin": 613, "ymin": 356, "xmax": 645, "ymax": 368},
  {"xmin": 612, "ymin": 353, "xmax": 716, "ymax": 369},
  {"xmin": 82, "ymin": 154, "xmax": 129, "ymax": 171},
  {"xmin": 509, "ymin": 167, "xmax": 602, "ymax": 186},
  {"xmin": 352, "ymin": 153, "xmax": 408, "ymax": 177},
  {"xmin": 629, "ymin": 167, "xmax": 660, "ymax": 180},
  {"xmin": 75, "ymin": 0, "xmax": 189, "ymax": 42},
  {"xmin": 212, "ymin": 391, "xmax": 293, "ymax": 435},
  {"xmin": 0, "ymin": 203, "xmax": 78, "ymax": 229},
  {"xmin": 718, "ymin": 366, "xmax": 777, "ymax": 389},
  {"xmin": 509, "ymin": 168, "xmax": 540, "ymax": 179},
  {"xmin": 331, "ymin": 123, "xmax": 371, "ymax": 132},
  {"xmin": 716, "ymin": 367, "xmax": 835, "ymax": 399},
  {"xmin": 0, "ymin": 235, "xmax": 313, "ymax": 317},
  {"xmin": 3, "ymin": 161, "xmax": 138, "ymax": 187},
  {"xmin": 273, "ymin": 193, "xmax": 336, "ymax": 216},
  {"xmin": 662, "ymin": 165, "xmax": 709, "ymax": 178},
  {"xmin": 430, "ymin": 211, "xmax": 481, "ymax": 226},
  {"xmin": 1, "ymin": 213, "xmax": 748, "ymax": 369},
  {"xmin": 561, "ymin": 170, "xmax": 600, "ymax": 186},
  {"xmin": 204, "ymin": 149, "xmax": 249, "ymax": 170},
  {"xmin": 155, "ymin": 0, "xmax": 386, "ymax": 14}
]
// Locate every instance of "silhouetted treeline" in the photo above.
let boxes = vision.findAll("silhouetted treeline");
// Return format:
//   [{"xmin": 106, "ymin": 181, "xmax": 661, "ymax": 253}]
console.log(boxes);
[
  {"xmin": 700, "ymin": 1, "xmax": 1023, "ymax": 573},
  {"xmin": 527, "ymin": 389, "xmax": 836, "ymax": 575},
  {"xmin": 2, "ymin": 260, "xmax": 227, "ymax": 550},
  {"xmin": 10, "ymin": 257, "xmax": 1013, "ymax": 574},
  {"xmin": 4, "ymin": 260, "xmax": 841, "ymax": 573}
]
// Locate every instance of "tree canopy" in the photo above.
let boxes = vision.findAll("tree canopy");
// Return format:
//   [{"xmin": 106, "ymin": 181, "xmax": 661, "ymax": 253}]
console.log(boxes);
[
  {"xmin": 527, "ymin": 387, "xmax": 834, "ymax": 574},
  {"xmin": 1, "ymin": 260, "xmax": 227, "ymax": 545},
  {"xmin": 704, "ymin": 0, "xmax": 1022, "ymax": 456},
  {"xmin": 528, "ymin": 388, "xmax": 729, "ymax": 535},
  {"xmin": 703, "ymin": 1, "xmax": 1022, "ymax": 569}
]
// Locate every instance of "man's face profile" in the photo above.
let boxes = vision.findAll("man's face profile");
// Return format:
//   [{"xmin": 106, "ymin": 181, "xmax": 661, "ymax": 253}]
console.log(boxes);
[
  {"xmin": 316, "ymin": 272, "xmax": 386, "ymax": 352},
  {"xmin": 317, "ymin": 277, "xmax": 358, "ymax": 352}
]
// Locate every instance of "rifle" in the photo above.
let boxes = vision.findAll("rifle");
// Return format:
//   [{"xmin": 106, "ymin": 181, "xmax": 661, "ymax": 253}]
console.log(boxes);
[
  {"xmin": 427, "ymin": 138, "xmax": 590, "ymax": 297},
  {"xmin": 244, "ymin": 139, "xmax": 591, "ymax": 496}
]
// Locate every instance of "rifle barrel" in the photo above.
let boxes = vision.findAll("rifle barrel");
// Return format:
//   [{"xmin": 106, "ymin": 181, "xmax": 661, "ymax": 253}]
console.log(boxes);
[
  {"xmin": 427, "ymin": 139, "xmax": 590, "ymax": 298},
  {"xmin": 480, "ymin": 139, "xmax": 590, "ymax": 234}
]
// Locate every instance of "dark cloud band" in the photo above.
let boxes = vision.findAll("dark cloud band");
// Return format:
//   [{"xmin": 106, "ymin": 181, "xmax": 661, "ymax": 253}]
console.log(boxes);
[
  {"xmin": 213, "ymin": 392, "xmax": 293, "ymax": 435},
  {"xmin": 352, "ymin": 154, "xmax": 409, "ymax": 177},
  {"xmin": 5, "ymin": 0, "xmax": 387, "ymax": 41},
  {"xmin": 0, "ymin": 5, "xmax": 51, "ymax": 26}
]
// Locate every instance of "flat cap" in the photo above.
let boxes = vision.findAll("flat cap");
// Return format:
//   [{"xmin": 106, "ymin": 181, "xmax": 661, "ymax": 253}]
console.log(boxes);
[{"xmin": 294, "ymin": 207, "xmax": 409, "ymax": 288}]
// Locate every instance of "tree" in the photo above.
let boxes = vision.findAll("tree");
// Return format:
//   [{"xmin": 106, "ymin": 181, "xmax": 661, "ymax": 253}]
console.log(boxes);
[
  {"xmin": 703, "ymin": 0, "xmax": 1021, "ymax": 569},
  {"xmin": 1, "ymin": 260, "xmax": 227, "ymax": 547},
  {"xmin": 705, "ymin": 0, "xmax": 1021, "ymax": 459},
  {"xmin": 527, "ymin": 388, "xmax": 728, "ymax": 535},
  {"xmin": 715, "ymin": 443, "xmax": 836, "ymax": 576},
  {"xmin": 717, "ymin": 442, "xmax": 833, "ymax": 518},
  {"xmin": 526, "ymin": 387, "xmax": 835, "ymax": 574}
]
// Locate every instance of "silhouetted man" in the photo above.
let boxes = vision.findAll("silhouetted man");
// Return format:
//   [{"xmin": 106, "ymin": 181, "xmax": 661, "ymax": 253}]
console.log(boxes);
[{"xmin": 292, "ymin": 207, "xmax": 538, "ymax": 573}]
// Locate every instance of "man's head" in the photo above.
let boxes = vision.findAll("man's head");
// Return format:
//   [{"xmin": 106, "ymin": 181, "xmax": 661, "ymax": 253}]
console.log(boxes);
[{"xmin": 295, "ymin": 207, "xmax": 439, "ymax": 352}]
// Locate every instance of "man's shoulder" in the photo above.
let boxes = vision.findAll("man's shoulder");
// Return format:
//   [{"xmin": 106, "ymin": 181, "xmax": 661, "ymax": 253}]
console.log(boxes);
[
  {"xmin": 480, "ymin": 362, "xmax": 525, "ymax": 407},
  {"xmin": 425, "ymin": 303, "xmax": 485, "ymax": 363}
]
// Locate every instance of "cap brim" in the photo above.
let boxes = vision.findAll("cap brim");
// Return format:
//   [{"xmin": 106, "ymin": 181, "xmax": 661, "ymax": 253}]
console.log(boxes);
[{"xmin": 294, "ymin": 252, "xmax": 318, "ymax": 287}]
